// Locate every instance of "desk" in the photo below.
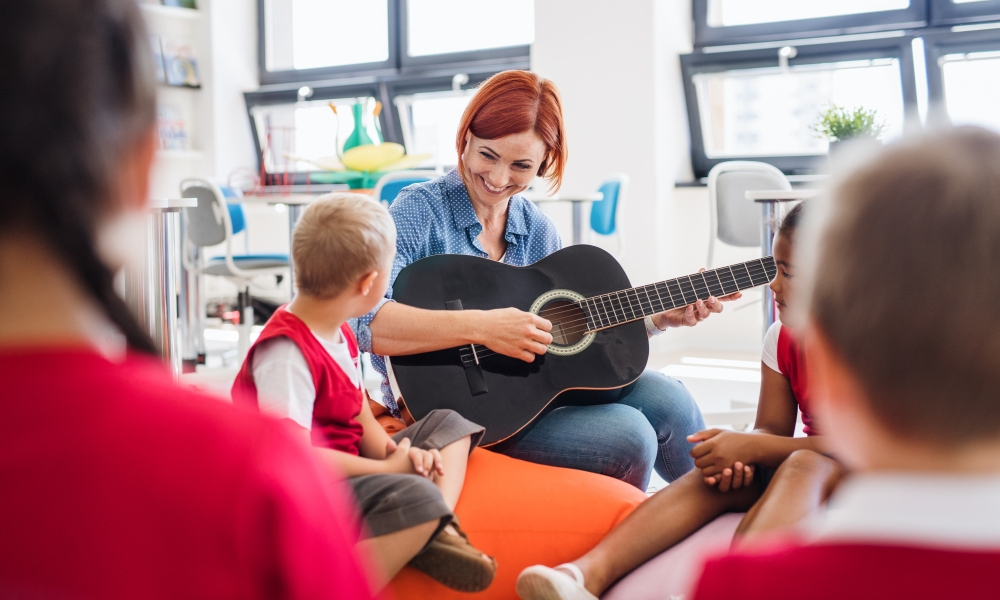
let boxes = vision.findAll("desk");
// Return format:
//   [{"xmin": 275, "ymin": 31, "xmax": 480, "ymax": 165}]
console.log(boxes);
[
  {"xmin": 241, "ymin": 193, "xmax": 323, "ymax": 298},
  {"xmin": 746, "ymin": 189, "xmax": 822, "ymax": 334},
  {"xmin": 523, "ymin": 191, "xmax": 604, "ymax": 245},
  {"xmin": 124, "ymin": 198, "xmax": 197, "ymax": 377}
]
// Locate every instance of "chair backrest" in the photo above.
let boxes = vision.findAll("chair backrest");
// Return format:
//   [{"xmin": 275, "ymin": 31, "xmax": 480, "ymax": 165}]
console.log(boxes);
[
  {"xmin": 180, "ymin": 179, "xmax": 235, "ymax": 248},
  {"xmin": 372, "ymin": 170, "xmax": 434, "ymax": 207},
  {"xmin": 590, "ymin": 173, "xmax": 630, "ymax": 236},
  {"xmin": 707, "ymin": 161, "xmax": 790, "ymax": 248}
]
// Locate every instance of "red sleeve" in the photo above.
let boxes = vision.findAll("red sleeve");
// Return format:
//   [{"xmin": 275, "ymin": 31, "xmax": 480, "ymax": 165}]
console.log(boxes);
[{"xmin": 236, "ymin": 420, "xmax": 376, "ymax": 600}]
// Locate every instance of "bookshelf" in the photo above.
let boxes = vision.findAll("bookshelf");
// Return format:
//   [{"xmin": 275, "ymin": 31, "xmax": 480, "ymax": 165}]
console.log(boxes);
[{"xmin": 142, "ymin": 1, "xmax": 215, "ymax": 200}]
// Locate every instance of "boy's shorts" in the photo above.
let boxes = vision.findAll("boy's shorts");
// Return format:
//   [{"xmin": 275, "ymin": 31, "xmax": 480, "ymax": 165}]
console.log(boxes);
[{"xmin": 350, "ymin": 409, "xmax": 484, "ymax": 538}]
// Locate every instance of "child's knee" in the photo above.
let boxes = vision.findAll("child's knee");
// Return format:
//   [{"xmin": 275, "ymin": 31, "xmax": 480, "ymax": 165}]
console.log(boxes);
[{"xmin": 776, "ymin": 449, "xmax": 829, "ymax": 479}]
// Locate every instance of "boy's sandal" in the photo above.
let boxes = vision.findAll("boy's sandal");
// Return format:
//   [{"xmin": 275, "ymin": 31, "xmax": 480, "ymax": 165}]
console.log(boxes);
[
  {"xmin": 516, "ymin": 563, "xmax": 598, "ymax": 600},
  {"xmin": 408, "ymin": 517, "xmax": 497, "ymax": 592}
]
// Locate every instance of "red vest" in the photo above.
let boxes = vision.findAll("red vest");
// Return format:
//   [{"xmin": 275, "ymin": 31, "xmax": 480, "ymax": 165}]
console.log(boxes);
[
  {"xmin": 777, "ymin": 326, "xmax": 816, "ymax": 436},
  {"xmin": 693, "ymin": 542, "xmax": 1000, "ymax": 600},
  {"xmin": 232, "ymin": 307, "xmax": 365, "ymax": 455}
]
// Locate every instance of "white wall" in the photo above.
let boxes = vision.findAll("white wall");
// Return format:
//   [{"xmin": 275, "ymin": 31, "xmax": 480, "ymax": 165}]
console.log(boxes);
[{"xmin": 533, "ymin": 0, "xmax": 762, "ymax": 354}]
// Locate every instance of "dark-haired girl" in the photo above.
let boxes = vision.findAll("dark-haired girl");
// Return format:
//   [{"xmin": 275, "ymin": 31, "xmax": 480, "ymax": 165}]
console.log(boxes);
[
  {"xmin": 0, "ymin": 1, "xmax": 372, "ymax": 597},
  {"xmin": 517, "ymin": 203, "xmax": 845, "ymax": 600}
]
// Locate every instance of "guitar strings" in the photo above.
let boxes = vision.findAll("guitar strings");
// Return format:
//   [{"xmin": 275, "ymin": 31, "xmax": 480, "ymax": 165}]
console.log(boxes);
[
  {"xmin": 528, "ymin": 265, "xmax": 770, "ymax": 323},
  {"xmin": 459, "ymin": 280, "xmax": 773, "ymax": 362}
]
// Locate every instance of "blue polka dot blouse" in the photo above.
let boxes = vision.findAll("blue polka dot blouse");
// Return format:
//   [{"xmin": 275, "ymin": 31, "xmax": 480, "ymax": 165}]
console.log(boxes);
[{"xmin": 354, "ymin": 168, "xmax": 562, "ymax": 416}]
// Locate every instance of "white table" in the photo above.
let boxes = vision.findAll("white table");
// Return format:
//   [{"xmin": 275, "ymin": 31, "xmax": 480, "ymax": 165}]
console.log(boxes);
[
  {"xmin": 746, "ymin": 189, "xmax": 822, "ymax": 334},
  {"xmin": 523, "ymin": 191, "xmax": 605, "ymax": 245},
  {"xmin": 241, "ymin": 193, "xmax": 324, "ymax": 298},
  {"xmin": 124, "ymin": 198, "xmax": 197, "ymax": 377}
]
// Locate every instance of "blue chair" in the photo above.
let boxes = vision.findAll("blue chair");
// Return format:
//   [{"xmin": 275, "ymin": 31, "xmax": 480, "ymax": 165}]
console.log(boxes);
[
  {"xmin": 372, "ymin": 170, "xmax": 434, "ymax": 207},
  {"xmin": 589, "ymin": 173, "xmax": 630, "ymax": 256},
  {"xmin": 181, "ymin": 179, "xmax": 289, "ymax": 358}
]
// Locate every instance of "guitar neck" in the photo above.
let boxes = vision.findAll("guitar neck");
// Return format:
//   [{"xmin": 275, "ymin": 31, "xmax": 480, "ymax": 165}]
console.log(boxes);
[{"xmin": 580, "ymin": 256, "xmax": 777, "ymax": 331}]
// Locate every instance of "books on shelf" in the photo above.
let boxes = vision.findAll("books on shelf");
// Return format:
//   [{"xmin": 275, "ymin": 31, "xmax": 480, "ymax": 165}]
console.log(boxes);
[
  {"xmin": 157, "ymin": 105, "xmax": 189, "ymax": 151},
  {"xmin": 151, "ymin": 0, "xmax": 197, "ymax": 8},
  {"xmin": 162, "ymin": 39, "xmax": 201, "ymax": 88},
  {"xmin": 150, "ymin": 35, "xmax": 166, "ymax": 83}
]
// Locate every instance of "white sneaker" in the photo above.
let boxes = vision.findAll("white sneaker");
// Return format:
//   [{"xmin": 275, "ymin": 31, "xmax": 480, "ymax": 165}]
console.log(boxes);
[{"xmin": 516, "ymin": 564, "xmax": 598, "ymax": 600}]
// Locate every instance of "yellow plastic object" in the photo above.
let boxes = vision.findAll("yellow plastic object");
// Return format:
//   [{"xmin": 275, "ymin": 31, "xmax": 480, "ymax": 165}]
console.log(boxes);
[
  {"xmin": 341, "ymin": 142, "xmax": 405, "ymax": 172},
  {"xmin": 378, "ymin": 153, "xmax": 433, "ymax": 171}
]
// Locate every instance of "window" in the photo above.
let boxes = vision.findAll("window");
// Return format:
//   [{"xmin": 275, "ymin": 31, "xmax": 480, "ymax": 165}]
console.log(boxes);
[
  {"xmin": 694, "ymin": 58, "xmax": 905, "ymax": 158},
  {"xmin": 248, "ymin": 1, "xmax": 529, "ymax": 184},
  {"xmin": 264, "ymin": 0, "xmax": 389, "ymax": 71},
  {"xmin": 682, "ymin": 36, "xmax": 919, "ymax": 178},
  {"xmin": 940, "ymin": 52, "xmax": 1000, "ymax": 129},
  {"xmin": 694, "ymin": 0, "xmax": 928, "ymax": 47},
  {"xmin": 923, "ymin": 28, "xmax": 1000, "ymax": 131},
  {"xmin": 260, "ymin": 0, "xmax": 395, "ymax": 83},
  {"xmin": 405, "ymin": 0, "xmax": 534, "ymax": 57},
  {"xmin": 394, "ymin": 90, "xmax": 475, "ymax": 169},
  {"xmin": 250, "ymin": 97, "xmax": 381, "ymax": 174},
  {"xmin": 930, "ymin": 0, "xmax": 1000, "ymax": 25},
  {"xmin": 707, "ymin": 0, "xmax": 911, "ymax": 27}
]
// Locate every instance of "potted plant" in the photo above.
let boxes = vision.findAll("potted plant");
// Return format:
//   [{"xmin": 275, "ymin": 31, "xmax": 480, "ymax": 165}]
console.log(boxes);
[{"xmin": 814, "ymin": 105, "xmax": 886, "ymax": 156}]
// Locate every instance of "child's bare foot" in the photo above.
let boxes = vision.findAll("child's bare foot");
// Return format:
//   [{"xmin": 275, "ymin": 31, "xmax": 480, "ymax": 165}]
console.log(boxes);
[
  {"xmin": 517, "ymin": 563, "xmax": 598, "ymax": 600},
  {"xmin": 408, "ymin": 519, "xmax": 496, "ymax": 592}
]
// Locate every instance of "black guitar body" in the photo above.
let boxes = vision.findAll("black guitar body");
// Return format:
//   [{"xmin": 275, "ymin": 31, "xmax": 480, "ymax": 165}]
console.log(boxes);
[{"xmin": 389, "ymin": 245, "xmax": 648, "ymax": 448}]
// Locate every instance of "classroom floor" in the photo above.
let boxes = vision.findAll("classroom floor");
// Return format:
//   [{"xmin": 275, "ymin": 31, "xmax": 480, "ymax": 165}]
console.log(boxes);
[{"xmin": 181, "ymin": 324, "xmax": 764, "ymax": 495}]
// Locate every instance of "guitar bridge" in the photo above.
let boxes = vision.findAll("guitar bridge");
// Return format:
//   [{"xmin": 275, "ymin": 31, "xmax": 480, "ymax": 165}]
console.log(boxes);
[{"xmin": 445, "ymin": 299, "xmax": 488, "ymax": 396}]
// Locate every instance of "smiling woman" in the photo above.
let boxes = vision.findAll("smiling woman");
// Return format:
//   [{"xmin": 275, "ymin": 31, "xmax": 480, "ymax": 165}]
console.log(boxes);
[{"xmin": 356, "ymin": 69, "xmax": 731, "ymax": 493}]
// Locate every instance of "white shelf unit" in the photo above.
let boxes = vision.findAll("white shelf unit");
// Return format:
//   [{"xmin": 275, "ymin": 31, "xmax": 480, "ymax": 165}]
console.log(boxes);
[
  {"xmin": 143, "ymin": 1, "xmax": 215, "ymax": 200},
  {"xmin": 139, "ymin": 3, "xmax": 201, "ymax": 20}
]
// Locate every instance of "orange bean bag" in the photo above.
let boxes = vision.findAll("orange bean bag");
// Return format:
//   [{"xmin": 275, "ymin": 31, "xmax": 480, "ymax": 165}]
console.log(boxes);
[{"xmin": 388, "ymin": 447, "xmax": 647, "ymax": 600}]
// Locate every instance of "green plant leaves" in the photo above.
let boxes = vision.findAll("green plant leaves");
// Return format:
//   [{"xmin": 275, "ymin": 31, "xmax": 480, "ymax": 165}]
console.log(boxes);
[{"xmin": 814, "ymin": 104, "xmax": 887, "ymax": 142}]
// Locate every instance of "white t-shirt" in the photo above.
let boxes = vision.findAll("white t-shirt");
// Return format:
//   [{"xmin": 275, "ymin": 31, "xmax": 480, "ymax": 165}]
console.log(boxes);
[
  {"xmin": 761, "ymin": 320, "xmax": 783, "ymax": 374},
  {"xmin": 251, "ymin": 327, "xmax": 360, "ymax": 431}
]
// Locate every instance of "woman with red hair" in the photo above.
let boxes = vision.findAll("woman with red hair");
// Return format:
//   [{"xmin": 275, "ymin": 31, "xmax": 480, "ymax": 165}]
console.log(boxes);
[{"xmin": 357, "ymin": 70, "xmax": 731, "ymax": 491}]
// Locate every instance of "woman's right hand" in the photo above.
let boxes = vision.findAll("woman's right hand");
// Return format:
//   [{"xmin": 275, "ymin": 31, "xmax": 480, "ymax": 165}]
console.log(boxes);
[{"xmin": 473, "ymin": 308, "xmax": 553, "ymax": 362}]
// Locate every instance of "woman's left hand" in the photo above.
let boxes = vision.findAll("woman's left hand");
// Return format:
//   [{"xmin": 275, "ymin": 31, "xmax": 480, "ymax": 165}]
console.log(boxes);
[{"xmin": 650, "ymin": 270, "xmax": 742, "ymax": 329}]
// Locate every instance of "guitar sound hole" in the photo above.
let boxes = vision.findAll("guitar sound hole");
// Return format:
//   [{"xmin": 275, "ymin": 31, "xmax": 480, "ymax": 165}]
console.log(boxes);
[{"xmin": 539, "ymin": 300, "xmax": 587, "ymax": 347}]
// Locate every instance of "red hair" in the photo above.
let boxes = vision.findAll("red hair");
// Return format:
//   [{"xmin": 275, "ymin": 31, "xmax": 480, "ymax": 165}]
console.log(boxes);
[{"xmin": 456, "ymin": 70, "xmax": 567, "ymax": 191}]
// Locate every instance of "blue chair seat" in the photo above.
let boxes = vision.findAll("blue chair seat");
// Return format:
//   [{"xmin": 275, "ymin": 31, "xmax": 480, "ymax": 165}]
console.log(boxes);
[{"xmin": 203, "ymin": 254, "xmax": 289, "ymax": 277}]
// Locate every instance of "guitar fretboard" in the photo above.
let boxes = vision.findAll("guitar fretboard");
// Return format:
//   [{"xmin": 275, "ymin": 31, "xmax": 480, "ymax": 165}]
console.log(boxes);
[{"xmin": 580, "ymin": 256, "xmax": 776, "ymax": 331}]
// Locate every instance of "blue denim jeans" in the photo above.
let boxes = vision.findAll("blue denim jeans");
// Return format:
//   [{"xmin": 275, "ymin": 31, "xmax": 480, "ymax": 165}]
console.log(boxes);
[{"xmin": 497, "ymin": 370, "xmax": 705, "ymax": 490}]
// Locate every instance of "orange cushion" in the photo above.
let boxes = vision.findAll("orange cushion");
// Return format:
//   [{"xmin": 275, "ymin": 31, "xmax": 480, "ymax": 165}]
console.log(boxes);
[{"xmin": 388, "ymin": 447, "xmax": 647, "ymax": 599}]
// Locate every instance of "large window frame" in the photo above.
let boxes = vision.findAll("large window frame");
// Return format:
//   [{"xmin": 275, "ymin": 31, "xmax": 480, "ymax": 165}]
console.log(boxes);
[
  {"xmin": 922, "ymin": 27, "xmax": 1000, "ymax": 126},
  {"xmin": 930, "ymin": 0, "xmax": 1000, "ymax": 26},
  {"xmin": 681, "ymin": 34, "xmax": 920, "ymax": 179},
  {"xmin": 244, "ymin": 66, "xmax": 518, "ymax": 186},
  {"xmin": 693, "ymin": 0, "xmax": 929, "ymax": 47},
  {"xmin": 248, "ymin": 0, "xmax": 531, "ymax": 185},
  {"xmin": 258, "ymin": 0, "xmax": 532, "ymax": 85}
]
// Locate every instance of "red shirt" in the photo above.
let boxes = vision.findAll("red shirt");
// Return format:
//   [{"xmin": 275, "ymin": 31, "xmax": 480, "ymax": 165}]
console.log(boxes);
[
  {"xmin": 233, "ymin": 308, "xmax": 364, "ymax": 455},
  {"xmin": 693, "ymin": 542, "xmax": 1000, "ymax": 599},
  {"xmin": 777, "ymin": 325, "xmax": 816, "ymax": 435},
  {"xmin": 0, "ymin": 347, "xmax": 373, "ymax": 600}
]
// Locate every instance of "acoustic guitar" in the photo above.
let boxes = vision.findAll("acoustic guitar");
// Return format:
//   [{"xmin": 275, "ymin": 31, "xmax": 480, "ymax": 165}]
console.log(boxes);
[{"xmin": 388, "ymin": 245, "xmax": 776, "ymax": 448}]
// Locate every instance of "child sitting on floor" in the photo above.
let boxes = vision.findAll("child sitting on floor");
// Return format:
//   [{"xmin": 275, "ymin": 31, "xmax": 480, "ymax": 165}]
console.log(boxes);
[
  {"xmin": 693, "ymin": 127, "xmax": 1000, "ymax": 599},
  {"xmin": 232, "ymin": 194, "xmax": 495, "ymax": 592},
  {"xmin": 517, "ymin": 202, "xmax": 844, "ymax": 600}
]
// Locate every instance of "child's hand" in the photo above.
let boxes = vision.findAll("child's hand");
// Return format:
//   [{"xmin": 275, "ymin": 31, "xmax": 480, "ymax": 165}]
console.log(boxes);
[
  {"xmin": 687, "ymin": 429, "xmax": 758, "ymax": 489},
  {"xmin": 706, "ymin": 462, "xmax": 755, "ymax": 492},
  {"xmin": 383, "ymin": 437, "xmax": 444, "ymax": 478}
]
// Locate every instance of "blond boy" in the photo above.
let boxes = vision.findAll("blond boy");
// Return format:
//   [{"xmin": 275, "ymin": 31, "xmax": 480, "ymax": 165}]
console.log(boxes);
[{"xmin": 232, "ymin": 194, "xmax": 495, "ymax": 592}]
